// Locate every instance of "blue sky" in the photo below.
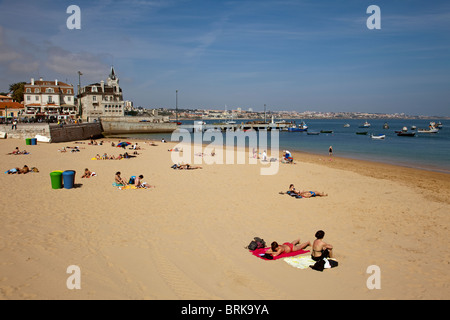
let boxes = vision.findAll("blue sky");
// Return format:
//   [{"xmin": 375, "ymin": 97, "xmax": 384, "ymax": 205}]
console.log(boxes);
[{"xmin": 0, "ymin": 0, "xmax": 449, "ymax": 116}]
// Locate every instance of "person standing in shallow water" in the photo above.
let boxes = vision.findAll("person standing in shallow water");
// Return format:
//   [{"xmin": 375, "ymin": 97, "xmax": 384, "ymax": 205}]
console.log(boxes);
[{"xmin": 329, "ymin": 146, "xmax": 333, "ymax": 157}]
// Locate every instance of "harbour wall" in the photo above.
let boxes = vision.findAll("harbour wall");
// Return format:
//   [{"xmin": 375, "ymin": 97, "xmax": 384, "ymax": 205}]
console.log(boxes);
[
  {"xmin": 100, "ymin": 117, "xmax": 177, "ymax": 134},
  {"xmin": 0, "ymin": 123, "xmax": 103, "ymax": 143},
  {"xmin": 0, "ymin": 117, "xmax": 177, "ymax": 142}
]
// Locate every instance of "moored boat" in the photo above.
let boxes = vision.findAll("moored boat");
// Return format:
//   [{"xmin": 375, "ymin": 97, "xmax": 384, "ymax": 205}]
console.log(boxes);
[
  {"xmin": 356, "ymin": 131, "xmax": 368, "ymax": 135},
  {"xmin": 371, "ymin": 134, "xmax": 385, "ymax": 140},
  {"xmin": 417, "ymin": 128, "xmax": 439, "ymax": 133},
  {"xmin": 359, "ymin": 121, "xmax": 371, "ymax": 128},
  {"xmin": 397, "ymin": 132, "xmax": 416, "ymax": 137},
  {"xmin": 320, "ymin": 130, "xmax": 333, "ymax": 133}
]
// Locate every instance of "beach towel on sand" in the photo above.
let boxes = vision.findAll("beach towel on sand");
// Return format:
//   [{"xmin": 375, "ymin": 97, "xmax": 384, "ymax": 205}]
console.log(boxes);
[
  {"xmin": 284, "ymin": 256, "xmax": 316, "ymax": 269},
  {"xmin": 250, "ymin": 247, "xmax": 310, "ymax": 261}
]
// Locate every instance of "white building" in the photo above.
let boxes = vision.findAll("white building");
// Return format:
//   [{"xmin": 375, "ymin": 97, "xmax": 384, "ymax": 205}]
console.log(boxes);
[
  {"xmin": 79, "ymin": 67, "xmax": 125, "ymax": 121},
  {"xmin": 23, "ymin": 78, "xmax": 76, "ymax": 119}
]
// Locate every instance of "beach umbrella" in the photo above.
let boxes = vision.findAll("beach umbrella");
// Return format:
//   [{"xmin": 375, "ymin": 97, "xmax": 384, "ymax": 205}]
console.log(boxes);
[{"xmin": 116, "ymin": 142, "xmax": 131, "ymax": 147}]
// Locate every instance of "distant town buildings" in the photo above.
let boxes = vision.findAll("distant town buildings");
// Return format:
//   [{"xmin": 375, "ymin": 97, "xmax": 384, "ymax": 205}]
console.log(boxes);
[
  {"xmin": 23, "ymin": 78, "xmax": 76, "ymax": 120},
  {"xmin": 79, "ymin": 67, "xmax": 125, "ymax": 121}
]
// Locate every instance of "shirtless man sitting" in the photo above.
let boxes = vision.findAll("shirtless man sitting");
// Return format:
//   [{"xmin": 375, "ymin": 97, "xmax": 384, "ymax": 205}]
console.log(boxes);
[{"xmin": 311, "ymin": 230, "xmax": 334, "ymax": 261}]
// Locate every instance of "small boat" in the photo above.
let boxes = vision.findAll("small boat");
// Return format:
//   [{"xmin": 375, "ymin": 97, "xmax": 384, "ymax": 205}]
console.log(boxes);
[
  {"xmin": 299, "ymin": 121, "xmax": 308, "ymax": 130},
  {"xmin": 343, "ymin": 123, "xmax": 350, "ymax": 128},
  {"xmin": 320, "ymin": 130, "xmax": 333, "ymax": 134},
  {"xmin": 397, "ymin": 132, "xmax": 416, "ymax": 137},
  {"xmin": 356, "ymin": 131, "xmax": 368, "ymax": 135},
  {"xmin": 436, "ymin": 121, "xmax": 443, "ymax": 129},
  {"xmin": 371, "ymin": 134, "xmax": 385, "ymax": 140},
  {"xmin": 418, "ymin": 122, "xmax": 439, "ymax": 133},
  {"xmin": 417, "ymin": 128, "xmax": 439, "ymax": 133},
  {"xmin": 383, "ymin": 122, "xmax": 389, "ymax": 129},
  {"xmin": 307, "ymin": 132, "xmax": 320, "ymax": 135},
  {"xmin": 411, "ymin": 125, "xmax": 416, "ymax": 130},
  {"xmin": 359, "ymin": 121, "xmax": 371, "ymax": 128},
  {"xmin": 287, "ymin": 126, "xmax": 307, "ymax": 132}
]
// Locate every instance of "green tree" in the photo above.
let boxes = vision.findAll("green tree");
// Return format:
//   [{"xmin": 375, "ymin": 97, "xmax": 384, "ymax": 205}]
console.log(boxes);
[{"xmin": 9, "ymin": 82, "xmax": 26, "ymax": 103}]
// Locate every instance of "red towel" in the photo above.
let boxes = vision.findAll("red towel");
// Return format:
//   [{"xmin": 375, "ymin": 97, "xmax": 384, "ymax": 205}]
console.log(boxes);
[{"xmin": 250, "ymin": 247, "xmax": 310, "ymax": 260}]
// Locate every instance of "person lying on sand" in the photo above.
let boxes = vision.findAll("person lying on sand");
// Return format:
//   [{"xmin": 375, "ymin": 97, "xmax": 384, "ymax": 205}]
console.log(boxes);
[
  {"xmin": 311, "ymin": 230, "xmax": 334, "ymax": 261},
  {"xmin": 265, "ymin": 238, "xmax": 310, "ymax": 257},
  {"xmin": 171, "ymin": 164, "xmax": 202, "ymax": 170},
  {"xmin": 19, "ymin": 165, "xmax": 30, "ymax": 174},
  {"xmin": 282, "ymin": 184, "xmax": 327, "ymax": 198},
  {"xmin": 7, "ymin": 147, "xmax": 27, "ymax": 155},
  {"xmin": 81, "ymin": 168, "xmax": 94, "ymax": 178}
]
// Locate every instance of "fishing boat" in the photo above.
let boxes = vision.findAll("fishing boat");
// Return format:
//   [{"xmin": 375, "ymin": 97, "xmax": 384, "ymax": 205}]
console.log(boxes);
[
  {"xmin": 320, "ymin": 130, "xmax": 333, "ymax": 134},
  {"xmin": 287, "ymin": 126, "xmax": 307, "ymax": 132},
  {"xmin": 417, "ymin": 128, "xmax": 439, "ymax": 133},
  {"xmin": 356, "ymin": 131, "xmax": 368, "ymax": 135},
  {"xmin": 287, "ymin": 121, "xmax": 308, "ymax": 132},
  {"xmin": 397, "ymin": 132, "xmax": 416, "ymax": 137},
  {"xmin": 418, "ymin": 122, "xmax": 439, "ymax": 133},
  {"xmin": 359, "ymin": 121, "xmax": 371, "ymax": 128},
  {"xmin": 371, "ymin": 134, "xmax": 385, "ymax": 140}
]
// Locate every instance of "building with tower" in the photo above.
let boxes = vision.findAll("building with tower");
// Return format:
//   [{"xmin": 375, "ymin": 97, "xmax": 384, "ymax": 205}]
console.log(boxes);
[{"xmin": 79, "ymin": 67, "xmax": 125, "ymax": 121}]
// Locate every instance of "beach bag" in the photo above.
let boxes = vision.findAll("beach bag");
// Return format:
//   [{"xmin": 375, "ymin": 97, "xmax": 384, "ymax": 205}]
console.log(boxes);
[
  {"xmin": 128, "ymin": 176, "xmax": 135, "ymax": 184},
  {"xmin": 246, "ymin": 237, "xmax": 266, "ymax": 251}
]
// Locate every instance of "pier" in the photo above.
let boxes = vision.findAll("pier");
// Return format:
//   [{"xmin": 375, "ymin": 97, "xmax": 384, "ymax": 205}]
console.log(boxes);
[{"xmin": 183, "ymin": 120, "xmax": 292, "ymax": 132}]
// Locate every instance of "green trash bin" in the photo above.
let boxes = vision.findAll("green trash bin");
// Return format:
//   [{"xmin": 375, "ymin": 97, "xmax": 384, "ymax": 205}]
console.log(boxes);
[
  {"xmin": 25, "ymin": 138, "xmax": 32, "ymax": 145},
  {"xmin": 50, "ymin": 171, "xmax": 63, "ymax": 189}
]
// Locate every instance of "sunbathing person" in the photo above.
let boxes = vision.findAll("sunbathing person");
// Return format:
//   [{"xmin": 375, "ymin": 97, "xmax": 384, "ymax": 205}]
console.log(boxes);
[
  {"xmin": 81, "ymin": 168, "xmax": 92, "ymax": 178},
  {"xmin": 266, "ymin": 238, "xmax": 310, "ymax": 257},
  {"xmin": 19, "ymin": 165, "xmax": 30, "ymax": 174},
  {"xmin": 180, "ymin": 164, "xmax": 202, "ymax": 170},
  {"xmin": 287, "ymin": 184, "xmax": 327, "ymax": 197},
  {"xmin": 115, "ymin": 171, "xmax": 127, "ymax": 186},
  {"xmin": 311, "ymin": 230, "xmax": 334, "ymax": 261},
  {"xmin": 7, "ymin": 147, "xmax": 21, "ymax": 155}
]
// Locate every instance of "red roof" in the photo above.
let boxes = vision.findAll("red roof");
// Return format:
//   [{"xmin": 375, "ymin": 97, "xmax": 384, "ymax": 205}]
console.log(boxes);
[{"xmin": 0, "ymin": 102, "xmax": 24, "ymax": 109}]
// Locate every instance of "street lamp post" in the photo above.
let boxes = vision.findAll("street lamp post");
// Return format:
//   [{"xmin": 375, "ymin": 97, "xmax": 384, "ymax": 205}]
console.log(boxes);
[
  {"xmin": 77, "ymin": 71, "xmax": 83, "ymax": 119},
  {"xmin": 176, "ymin": 89, "xmax": 178, "ymax": 123},
  {"xmin": 264, "ymin": 104, "xmax": 266, "ymax": 123}
]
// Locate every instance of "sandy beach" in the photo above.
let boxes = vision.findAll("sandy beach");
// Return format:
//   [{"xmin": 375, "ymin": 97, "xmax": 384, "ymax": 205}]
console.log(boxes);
[{"xmin": 0, "ymin": 136, "xmax": 449, "ymax": 300}]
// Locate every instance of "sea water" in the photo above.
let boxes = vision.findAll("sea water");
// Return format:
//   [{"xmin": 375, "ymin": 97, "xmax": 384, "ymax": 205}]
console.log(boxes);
[{"xmin": 108, "ymin": 118, "xmax": 450, "ymax": 174}]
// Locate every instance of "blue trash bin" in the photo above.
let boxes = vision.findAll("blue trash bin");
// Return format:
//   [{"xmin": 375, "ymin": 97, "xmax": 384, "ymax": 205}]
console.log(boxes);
[
  {"xmin": 62, "ymin": 170, "xmax": 76, "ymax": 189},
  {"xmin": 31, "ymin": 138, "xmax": 37, "ymax": 145}
]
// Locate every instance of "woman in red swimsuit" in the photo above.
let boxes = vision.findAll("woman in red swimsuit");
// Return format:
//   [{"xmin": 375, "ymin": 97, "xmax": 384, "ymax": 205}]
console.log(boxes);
[{"xmin": 266, "ymin": 238, "xmax": 310, "ymax": 257}]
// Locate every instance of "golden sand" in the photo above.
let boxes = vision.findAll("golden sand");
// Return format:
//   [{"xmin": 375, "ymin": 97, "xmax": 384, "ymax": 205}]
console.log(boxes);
[{"xmin": 0, "ymin": 137, "xmax": 449, "ymax": 300}]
